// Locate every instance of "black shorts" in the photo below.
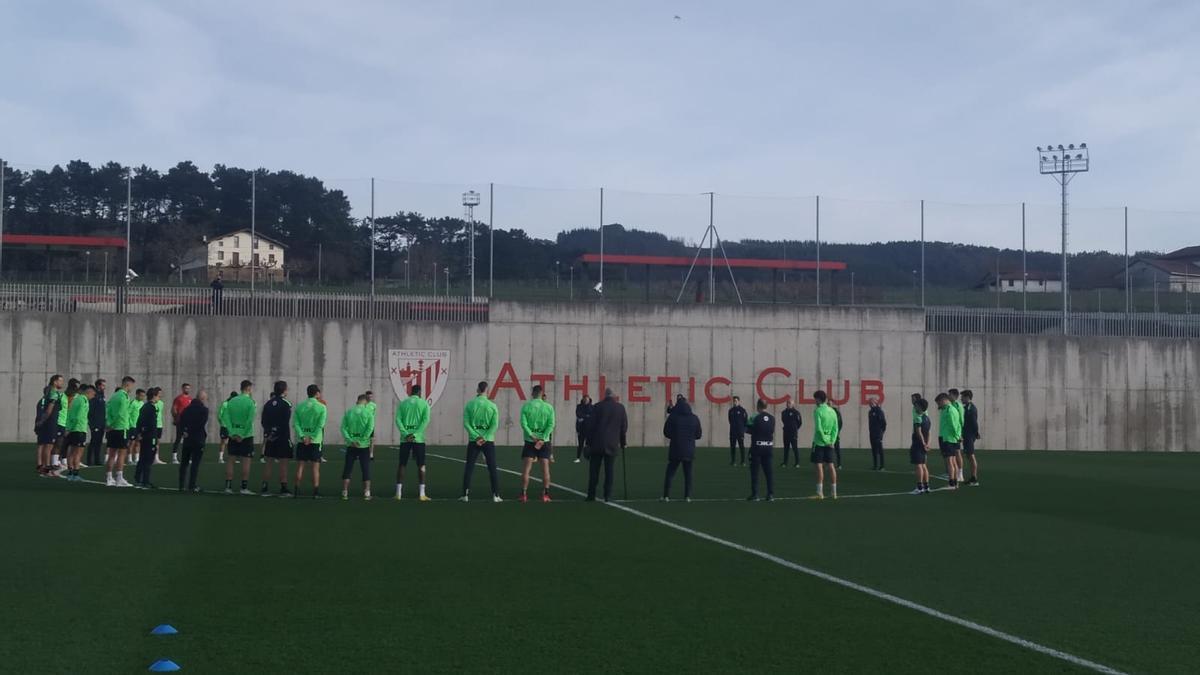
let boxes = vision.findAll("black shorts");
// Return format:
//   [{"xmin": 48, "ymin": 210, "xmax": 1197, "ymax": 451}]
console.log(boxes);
[
  {"xmin": 295, "ymin": 442, "xmax": 323, "ymax": 463},
  {"xmin": 106, "ymin": 430, "xmax": 128, "ymax": 450},
  {"xmin": 155, "ymin": 427, "xmax": 164, "ymax": 440},
  {"xmin": 264, "ymin": 438, "xmax": 294, "ymax": 459},
  {"xmin": 963, "ymin": 436, "xmax": 976, "ymax": 455},
  {"xmin": 36, "ymin": 425, "xmax": 58, "ymax": 445},
  {"xmin": 810, "ymin": 445, "xmax": 835, "ymax": 464},
  {"xmin": 398, "ymin": 442, "xmax": 427, "ymax": 467},
  {"xmin": 219, "ymin": 426, "xmax": 229, "ymax": 440},
  {"xmin": 65, "ymin": 431, "xmax": 88, "ymax": 447},
  {"xmin": 521, "ymin": 441, "xmax": 553, "ymax": 460},
  {"xmin": 227, "ymin": 437, "xmax": 255, "ymax": 458},
  {"xmin": 939, "ymin": 440, "xmax": 960, "ymax": 458},
  {"xmin": 909, "ymin": 447, "xmax": 927, "ymax": 465}
]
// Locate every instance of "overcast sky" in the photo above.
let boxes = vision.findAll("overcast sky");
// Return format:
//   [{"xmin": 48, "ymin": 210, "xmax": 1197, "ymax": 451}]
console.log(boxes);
[{"xmin": 4, "ymin": 0, "xmax": 1199, "ymax": 251}]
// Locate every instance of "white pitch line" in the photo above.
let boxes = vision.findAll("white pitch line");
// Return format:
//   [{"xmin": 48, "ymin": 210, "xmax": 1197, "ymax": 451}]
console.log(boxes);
[{"xmin": 430, "ymin": 452, "xmax": 1123, "ymax": 675}]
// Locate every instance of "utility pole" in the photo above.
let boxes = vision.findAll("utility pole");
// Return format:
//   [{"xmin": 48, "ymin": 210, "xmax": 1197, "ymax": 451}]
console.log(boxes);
[{"xmin": 1037, "ymin": 143, "xmax": 1089, "ymax": 335}]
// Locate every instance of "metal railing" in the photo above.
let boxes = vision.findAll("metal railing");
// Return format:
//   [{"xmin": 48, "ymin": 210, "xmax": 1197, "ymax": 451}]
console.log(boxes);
[
  {"xmin": 925, "ymin": 307, "xmax": 1200, "ymax": 339},
  {"xmin": 0, "ymin": 284, "xmax": 489, "ymax": 323}
]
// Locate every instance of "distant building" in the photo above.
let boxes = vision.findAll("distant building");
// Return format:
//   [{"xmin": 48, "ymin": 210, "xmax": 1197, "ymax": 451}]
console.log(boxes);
[
  {"xmin": 179, "ymin": 229, "xmax": 287, "ymax": 282},
  {"xmin": 1121, "ymin": 246, "xmax": 1200, "ymax": 293},
  {"xmin": 976, "ymin": 271, "xmax": 1062, "ymax": 293}
]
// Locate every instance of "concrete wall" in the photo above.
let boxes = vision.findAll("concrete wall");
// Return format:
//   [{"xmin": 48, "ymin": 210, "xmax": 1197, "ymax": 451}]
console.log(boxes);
[{"xmin": 2, "ymin": 302, "xmax": 1196, "ymax": 451}]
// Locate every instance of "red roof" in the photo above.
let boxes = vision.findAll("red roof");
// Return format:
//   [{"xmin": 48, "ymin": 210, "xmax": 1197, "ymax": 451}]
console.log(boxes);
[
  {"xmin": 2, "ymin": 234, "xmax": 127, "ymax": 248},
  {"xmin": 577, "ymin": 253, "xmax": 846, "ymax": 271}
]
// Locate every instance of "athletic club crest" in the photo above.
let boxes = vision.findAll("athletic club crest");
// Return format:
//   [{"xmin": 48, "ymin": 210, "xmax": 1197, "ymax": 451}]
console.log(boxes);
[{"xmin": 389, "ymin": 349, "xmax": 451, "ymax": 407}]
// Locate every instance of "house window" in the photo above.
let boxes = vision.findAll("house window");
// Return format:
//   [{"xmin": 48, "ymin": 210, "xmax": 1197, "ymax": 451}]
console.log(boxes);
[
  {"xmin": 217, "ymin": 250, "xmax": 224, "ymax": 261},
  {"xmin": 218, "ymin": 240, "xmax": 224, "ymax": 247},
  {"xmin": 268, "ymin": 254, "xmax": 276, "ymax": 265},
  {"xmin": 253, "ymin": 253, "xmax": 260, "ymax": 267},
  {"xmin": 1008, "ymin": 279, "xmax": 1015, "ymax": 287},
  {"xmin": 233, "ymin": 236, "xmax": 240, "ymax": 246},
  {"xmin": 253, "ymin": 238, "xmax": 260, "ymax": 249},
  {"xmin": 232, "ymin": 252, "xmax": 240, "ymax": 265}
]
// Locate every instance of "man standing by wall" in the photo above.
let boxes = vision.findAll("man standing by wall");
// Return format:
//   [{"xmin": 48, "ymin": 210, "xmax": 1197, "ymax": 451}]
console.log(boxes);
[
  {"xmin": 260, "ymin": 381, "xmax": 293, "ymax": 497},
  {"xmin": 574, "ymin": 395, "xmax": 594, "ymax": 464},
  {"xmin": 341, "ymin": 394, "xmax": 376, "ymax": 501},
  {"xmin": 811, "ymin": 390, "xmax": 839, "ymax": 500},
  {"xmin": 868, "ymin": 398, "xmax": 887, "ymax": 470},
  {"xmin": 169, "ymin": 383, "xmax": 192, "ymax": 464},
  {"xmin": 223, "ymin": 380, "xmax": 257, "ymax": 495},
  {"xmin": 662, "ymin": 395, "xmax": 701, "ymax": 502},
  {"xmin": 728, "ymin": 396, "xmax": 748, "ymax": 466},
  {"xmin": 394, "ymin": 384, "xmax": 431, "ymax": 501},
  {"xmin": 177, "ymin": 391, "xmax": 209, "ymax": 493},
  {"xmin": 780, "ymin": 400, "xmax": 802, "ymax": 468},
  {"xmin": 746, "ymin": 399, "xmax": 776, "ymax": 502},
  {"xmin": 936, "ymin": 393, "xmax": 963, "ymax": 490},
  {"xmin": 86, "ymin": 379, "xmax": 107, "ymax": 469},
  {"xmin": 104, "ymin": 376, "xmax": 135, "ymax": 487},
  {"xmin": 961, "ymin": 390, "xmax": 981, "ymax": 486},
  {"xmin": 519, "ymin": 385, "xmax": 556, "ymax": 503},
  {"xmin": 293, "ymin": 384, "xmax": 327, "ymax": 498},
  {"xmin": 461, "ymin": 381, "xmax": 502, "ymax": 503},
  {"xmin": 948, "ymin": 388, "xmax": 965, "ymax": 483},
  {"xmin": 585, "ymin": 388, "xmax": 627, "ymax": 502}
]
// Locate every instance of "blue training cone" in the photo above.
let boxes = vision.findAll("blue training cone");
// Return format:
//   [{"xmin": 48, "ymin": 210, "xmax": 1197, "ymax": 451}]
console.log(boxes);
[
  {"xmin": 150, "ymin": 624, "xmax": 178, "ymax": 636},
  {"xmin": 148, "ymin": 659, "xmax": 181, "ymax": 672}
]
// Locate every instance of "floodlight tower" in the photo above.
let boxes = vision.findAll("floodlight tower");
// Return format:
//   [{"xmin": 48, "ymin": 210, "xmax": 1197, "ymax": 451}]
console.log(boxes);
[
  {"xmin": 1037, "ymin": 143, "xmax": 1089, "ymax": 335},
  {"xmin": 462, "ymin": 190, "xmax": 481, "ymax": 300}
]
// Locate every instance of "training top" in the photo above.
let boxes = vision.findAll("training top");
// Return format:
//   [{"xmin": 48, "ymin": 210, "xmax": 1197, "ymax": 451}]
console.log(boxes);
[
  {"xmin": 951, "ymin": 399, "xmax": 964, "ymax": 422},
  {"xmin": 962, "ymin": 402, "xmax": 980, "ymax": 439},
  {"xmin": 224, "ymin": 393, "xmax": 257, "ymax": 439},
  {"xmin": 341, "ymin": 404, "xmax": 375, "ymax": 448},
  {"xmin": 781, "ymin": 407, "xmax": 802, "ymax": 433},
  {"xmin": 137, "ymin": 400, "xmax": 157, "ymax": 435},
  {"xmin": 217, "ymin": 399, "xmax": 232, "ymax": 430},
  {"xmin": 728, "ymin": 405, "xmax": 748, "ymax": 435},
  {"xmin": 747, "ymin": 411, "xmax": 776, "ymax": 446},
  {"xmin": 154, "ymin": 400, "xmax": 164, "ymax": 429},
  {"xmin": 54, "ymin": 390, "xmax": 69, "ymax": 427},
  {"xmin": 106, "ymin": 389, "xmax": 132, "ymax": 432},
  {"xmin": 261, "ymin": 396, "xmax": 293, "ymax": 442},
  {"xmin": 463, "ymin": 394, "xmax": 499, "ymax": 443},
  {"xmin": 128, "ymin": 399, "xmax": 145, "ymax": 432},
  {"xmin": 939, "ymin": 404, "xmax": 963, "ymax": 443},
  {"xmin": 395, "ymin": 396, "xmax": 431, "ymax": 444},
  {"xmin": 520, "ymin": 398, "xmax": 556, "ymax": 443},
  {"xmin": 171, "ymin": 393, "xmax": 192, "ymax": 421},
  {"xmin": 912, "ymin": 404, "xmax": 922, "ymax": 426},
  {"xmin": 66, "ymin": 395, "xmax": 90, "ymax": 434},
  {"xmin": 293, "ymin": 397, "xmax": 328, "ymax": 445},
  {"xmin": 812, "ymin": 403, "xmax": 839, "ymax": 447},
  {"xmin": 912, "ymin": 413, "xmax": 931, "ymax": 448}
]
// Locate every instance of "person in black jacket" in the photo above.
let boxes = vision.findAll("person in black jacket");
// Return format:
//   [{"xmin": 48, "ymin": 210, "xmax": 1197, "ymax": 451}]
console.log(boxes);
[
  {"xmin": 574, "ymin": 395, "xmax": 594, "ymax": 463},
  {"xmin": 832, "ymin": 404, "xmax": 844, "ymax": 469},
  {"xmin": 584, "ymin": 389, "xmax": 627, "ymax": 502},
  {"xmin": 746, "ymin": 399, "xmax": 776, "ymax": 501},
  {"xmin": 961, "ymin": 389, "xmax": 981, "ymax": 486},
  {"xmin": 260, "ymin": 381, "xmax": 293, "ymax": 497},
  {"xmin": 781, "ymin": 400, "xmax": 802, "ymax": 467},
  {"xmin": 133, "ymin": 387, "xmax": 161, "ymax": 488},
  {"xmin": 662, "ymin": 395, "xmax": 701, "ymax": 501},
  {"xmin": 728, "ymin": 396, "xmax": 748, "ymax": 466},
  {"xmin": 868, "ymin": 398, "xmax": 887, "ymax": 470},
  {"xmin": 86, "ymin": 379, "xmax": 107, "ymax": 467},
  {"xmin": 178, "ymin": 391, "xmax": 210, "ymax": 492}
]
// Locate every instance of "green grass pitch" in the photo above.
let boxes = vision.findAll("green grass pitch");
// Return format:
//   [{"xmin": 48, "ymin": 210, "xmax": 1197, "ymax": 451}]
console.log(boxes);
[{"xmin": 3, "ymin": 444, "xmax": 1197, "ymax": 673}]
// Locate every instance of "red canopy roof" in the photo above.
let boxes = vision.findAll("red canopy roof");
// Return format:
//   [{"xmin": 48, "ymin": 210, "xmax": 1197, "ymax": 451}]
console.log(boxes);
[
  {"xmin": 577, "ymin": 253, "xmax": 845, "ymax": 271},
  {"xmin": 2, "ymin": 234, "xmax": 127, "ymax": 248}
]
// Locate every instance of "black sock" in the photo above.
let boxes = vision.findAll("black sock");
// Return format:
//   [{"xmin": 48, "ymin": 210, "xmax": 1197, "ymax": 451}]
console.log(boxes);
[
  {"xmin": 225, "ymin": 479, "xmax": 231, "ymax": 488},
  {"xmin": 261, "ymin": 481, "xmax": 269, "ymax": 491},
  {"xmin": 241, "ymin": 480, "xmax": 248, "ymax": 490},
  {"xmin": 280, "ymin": 482, "xmax": 289, "ymax": 492}
]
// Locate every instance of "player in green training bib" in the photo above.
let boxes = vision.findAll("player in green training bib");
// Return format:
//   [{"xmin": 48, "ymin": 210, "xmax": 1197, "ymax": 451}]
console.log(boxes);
[
  {"xmin": 394, "ymin": 384, "xmax": 432, "ymax": 501},
  {"xmin": 518, "ymin": 385, "xmax": 556, "ymax": 503}
]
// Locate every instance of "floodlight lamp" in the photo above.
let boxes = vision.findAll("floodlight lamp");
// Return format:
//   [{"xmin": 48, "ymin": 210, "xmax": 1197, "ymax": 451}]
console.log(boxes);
[
  {"xmin": 1052, "ymin": 155, "xmax": 1058, "ymax": 160},
  {"xmin": 1068, "ymin": 144, "xmax": 1075, "ymax": 150},
  {"xmin": 1057, "ymin": 144, "xmax": 1064, "ymax": 150},
  {"xmin": 1041, "ymin": 156, "xmax": 1047, "ymax": 161},
  {"xmin": 1076, "ymin": 154, "xmax": 1083, "ymax": 160},
  {"xmin": 1037, "ymin": 146, "xmax": 1043, "ymax": 151},
  {"xmin": 1080, "ymin": 143, "xmax": 1087, "ymax": 149}
]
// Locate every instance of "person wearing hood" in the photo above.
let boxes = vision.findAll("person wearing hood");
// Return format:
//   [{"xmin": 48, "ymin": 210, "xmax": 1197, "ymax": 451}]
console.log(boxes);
[{"xmin": 662, "ymin": 395, "xmax": 701, "ymax": 501}]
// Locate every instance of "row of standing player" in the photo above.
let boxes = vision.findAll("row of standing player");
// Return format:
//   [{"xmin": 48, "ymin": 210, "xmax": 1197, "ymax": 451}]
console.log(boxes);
[{"xmin": 908, "ymin": 388, "xmax": 982, "ymax": 494}]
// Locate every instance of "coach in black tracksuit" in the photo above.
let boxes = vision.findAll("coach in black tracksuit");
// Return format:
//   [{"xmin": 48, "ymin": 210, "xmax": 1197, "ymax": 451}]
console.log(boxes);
[
  {"xmin": 86, "ymin": 380, "xmax": 107, "ymax": 467},
  {"xmin": 868, "ymin": 399, "xmax": 887, "ymax": 470},
  {"xmin": 585, "ymin": 390, "xmax": 627, "ymax": 502},
  {"xmin": 781, "ymin": 402, "xmax": 802, "ymax": 467},
  {"xmin": 178, "ymin": 394, "xmax": 209, "ymax": 492},
  {"xmin": 833, "ymin": 404, "xmax": 844, "ymax": 468},
  {"xmin": 746, "ymin": 399, "xmax": 776, "ymax": 501},
  {"xmin": 574, "ymin": 396, "xmax": 594, "ymax": 461},
  {"xmin": 728, "ymin": 397, "xmax": 748, "ymax": 466},
  {"xmin": 662, "ymin": 396, "xmax": 701, "ymax": 500}
]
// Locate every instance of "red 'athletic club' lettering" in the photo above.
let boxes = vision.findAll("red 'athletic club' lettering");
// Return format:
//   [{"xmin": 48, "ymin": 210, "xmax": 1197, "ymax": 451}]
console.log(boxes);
[{"xmin": 485, "ymin": 363, "xmax": 885, "ymax": 407}]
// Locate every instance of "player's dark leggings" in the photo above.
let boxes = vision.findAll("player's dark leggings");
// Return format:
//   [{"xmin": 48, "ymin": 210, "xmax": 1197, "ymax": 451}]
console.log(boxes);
[
  {"xmin": 782, "ymin": 433, "xmax": 799, "ymax": 464},
  {"xmin": 171, "ymin": 425, "xmax": 185, "ymax": 455},
  {"xmin": 729, "ymin": 434, "xmax": 745, "ymax": 464},
  {"xmin": 576, "ymin": 432, "xmax": 586, "ymax": 459},
  {"xmin": 134, "ymin": 436, "xmax": 157, "ymax": 484},
  {"xmin": 87, "ymin": 428, "xmax": 105, "ymax": 466},
  {"xmin": 587, "ymin": 453, "xmax": 615, "ymax": 501},
  {"xmin": 749, "ymin": 449, "xmax": 775, "ymax": 497},
  {"xmin": 178, "ymin": 442, "xmax": 204, "ymax": 491},
  {"xmin": 462, "ymin": 442, "xmax": 500, "ymax": 496},
  {"xmin": 663, "ymin": 459, "xmax": 693, "ymax": 499},
  {"xmin": 342, "ymin": 448, "xmax": 372, "ymax": 481},
  {"xmin": 834, "ymin": 441, "xmax": 842, "ymax": 467},
  {"xmin": 870, "ymin": 437, "xmax": 884, "ymax": 469}
]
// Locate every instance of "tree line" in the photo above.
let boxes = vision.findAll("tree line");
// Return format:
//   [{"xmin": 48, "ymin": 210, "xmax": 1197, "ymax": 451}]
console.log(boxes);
[{"xmin": 0, "ymin": 160, "xmax": 1143, "ymax": 288}]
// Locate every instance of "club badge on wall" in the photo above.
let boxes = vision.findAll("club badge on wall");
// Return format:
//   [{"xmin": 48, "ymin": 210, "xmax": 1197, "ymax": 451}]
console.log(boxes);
[{"xmin": 389, "ymin": 349, "xmax": 450, "ymax": 407}]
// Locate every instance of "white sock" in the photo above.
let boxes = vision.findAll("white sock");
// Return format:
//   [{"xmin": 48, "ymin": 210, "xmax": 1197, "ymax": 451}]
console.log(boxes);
[
  {"xmin": 51, "ymin": 454, "xmax": 60, "ymax": 466},
  {"xmin": 395, "ymin": 484, "xmax": 403, "ymax": 498},
  {"xmin": 419, "ymin": 484, "xmax": 426, "ymax": 497},
  {"xmin": 365, "ymin": 489, "xmax": 371, "ymax": 498},
  {"xmin": 816, "ymin": 483, "xmax": 823, "ymax": 497},
  {"xmin": 832, "ymin": 483, "xmax": 838, "ymax": 496}
]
